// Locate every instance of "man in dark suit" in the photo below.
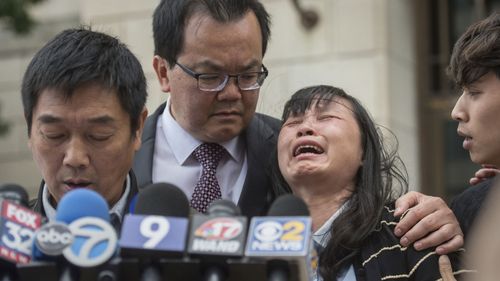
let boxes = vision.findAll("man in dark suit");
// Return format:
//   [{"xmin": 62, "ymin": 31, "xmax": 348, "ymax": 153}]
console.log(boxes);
[
  {"xmin": 135, "ymin": 0, "xmax": 464, "ymax": 253},
  {"xmin": 134, "ymin": 0, "xmax": 279, "ymax": 218},
  {"xmin": 22, "ymin": 28, "xmax": 148, "ymax": 230}
]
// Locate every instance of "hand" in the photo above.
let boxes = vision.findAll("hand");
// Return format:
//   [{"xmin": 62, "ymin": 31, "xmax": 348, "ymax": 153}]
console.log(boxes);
[
  {"xmin": 439, "ymin": 255, "xmax": 457, "ymax": 281},
  {"xmin": 394, "ymin": 191, "xmax": 463, "ymax": 254},
  {"xmin": 470, "ymin": 164, "xmax": 499, "ymax": 185}
]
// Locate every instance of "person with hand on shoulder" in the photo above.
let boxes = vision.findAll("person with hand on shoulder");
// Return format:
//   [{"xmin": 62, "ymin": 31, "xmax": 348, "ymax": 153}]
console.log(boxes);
[{"xmin": 449, "ymin": 12, "xmax": 500, "ymax": 238}]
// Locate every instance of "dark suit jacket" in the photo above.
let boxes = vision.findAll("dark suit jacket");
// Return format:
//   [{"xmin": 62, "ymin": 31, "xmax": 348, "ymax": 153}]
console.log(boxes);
[
  {"xmin": 451, "ymin": 177, "xmax": 494, "ymax": 240},
  {"xmin": 30, "ymin": 171, "xmax": 139, "ymax": 231},
  {"xmin": 133, "ymin": 102, "xmax": 281, "ymax": 217}
]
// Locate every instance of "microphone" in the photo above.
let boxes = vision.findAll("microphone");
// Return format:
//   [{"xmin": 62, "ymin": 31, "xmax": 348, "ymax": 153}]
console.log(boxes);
[
  {"xmin": 0, "ymin": 184, "xmax": 42, "ymax": 281},
  {"xmin": 187, "ymin": 199, "xmax": 248, "ymax": 281},
  {"xmin": 21, "ymin": 189, "xmax": 119, "ymax": 281},
  {"xmin": 57, "ymin": 189, "xmax": 117, "ymax": 268},
  {"xmin": 245, "ymin": 194, "xmax": 313, "ymax": 281},
  {"xmin": 32, "ymin": 221, "xmax": 73, "ymax": 260},
  {"xmin": 0, "ymin": 183, "xmax": 29, "ymax": 207},
  {"xmin": 119, "ymin": 182, "xmax": 190, "ymax": 281}
]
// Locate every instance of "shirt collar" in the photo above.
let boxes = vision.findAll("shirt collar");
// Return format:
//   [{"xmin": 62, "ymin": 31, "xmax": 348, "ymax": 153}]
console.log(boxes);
[
  {"xmin": 161, "ymin": 97, "xmax": 244, "ymax": 164},
  {"xmin": 312, "ymin": 200, "xmax": 349, "ymax": 248},
  {"xmin": 42, "ymin": 174, "xmax": 131, "ymax": 222}
]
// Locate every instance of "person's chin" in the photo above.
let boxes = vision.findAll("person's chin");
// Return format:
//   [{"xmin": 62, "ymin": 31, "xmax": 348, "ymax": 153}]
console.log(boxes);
[{"xmin": 207, "ymin": 127, "xmax": 243, "ymax": 142}]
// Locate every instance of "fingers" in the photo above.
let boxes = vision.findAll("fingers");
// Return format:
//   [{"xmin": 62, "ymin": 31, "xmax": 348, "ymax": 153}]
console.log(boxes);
[
  {"xmin": 395, "ymin": 196, "xmax": 464, "ymax": 251},
  {"xmin": 435, "ymin": 235, "xmax": 464, "ymax": 255},
  {"xmin": 475, "ymin": 167, "xmax": 500, "ymax": 178},
  {"xmin": 407, "ymin": 222, "xmax": 462, "ymax": 252},
  {"xmin": 470, "ymin": 167, "xmax": 500, "ymax": 185},
  {"xmin": 469, "ymin": 177, "xmax": 481, "ymax": 185},
  {"xmin": 439, "ymin": 255, "xmax": 456, "ymax": 281},
  {"xmin": 394, "ymin": 194, "xmax": 441, "ymax": 239},
  {"xmin": 394, "ymin": 191, "xmax": 422, "ymax": 217}
]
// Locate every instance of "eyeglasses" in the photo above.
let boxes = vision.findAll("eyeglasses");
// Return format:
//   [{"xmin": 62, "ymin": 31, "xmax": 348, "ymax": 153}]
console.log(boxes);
[{"xmin": 175, "ymin": 61, "xmax": 268, "ymax": 92}]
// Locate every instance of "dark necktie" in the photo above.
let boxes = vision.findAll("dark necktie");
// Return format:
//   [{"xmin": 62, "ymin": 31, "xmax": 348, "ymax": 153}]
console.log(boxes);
[{"xmin": 190, "ymin": 143, "xmax": 225, "ymax": 213}]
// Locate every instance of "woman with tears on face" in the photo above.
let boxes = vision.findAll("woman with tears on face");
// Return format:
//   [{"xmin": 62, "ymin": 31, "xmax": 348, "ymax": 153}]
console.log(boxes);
[{"xmin": 271, "ymin": 85, "xmax": 471, "ymax": 281}]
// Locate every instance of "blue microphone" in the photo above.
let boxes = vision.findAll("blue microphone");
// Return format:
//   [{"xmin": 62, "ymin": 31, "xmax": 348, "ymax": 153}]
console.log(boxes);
[
  {"xmin": 57, "ymin": 189, "xmax": 117, "ymax": 268},
  {"xmin": 56, "ymin": 189, "xmax": 110, "ymax": 223},
  {"xmin": 245, "ymin": 194, "xmax": 314, "ymax": 281}
]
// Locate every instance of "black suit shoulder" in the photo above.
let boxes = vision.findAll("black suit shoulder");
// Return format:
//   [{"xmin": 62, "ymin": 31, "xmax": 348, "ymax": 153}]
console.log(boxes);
[{"xmin": 450, "ymin": 178, "xmax": 494, "ymax": 239}]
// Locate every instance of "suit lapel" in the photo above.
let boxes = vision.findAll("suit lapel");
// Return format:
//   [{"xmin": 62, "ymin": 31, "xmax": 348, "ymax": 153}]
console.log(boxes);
[
  {"xmin": 133, "ymin": 103, "xmax": 166, "ymax": 189},
  {"xmin": 237, "ymin": 114, "xmax": 279, "ymax": 217}
]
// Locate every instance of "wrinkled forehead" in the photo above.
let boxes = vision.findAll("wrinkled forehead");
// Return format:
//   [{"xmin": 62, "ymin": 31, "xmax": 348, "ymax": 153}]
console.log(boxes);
[{"xmin": 282, "ymin": 95, "xmax": 353, "ymax": 120}]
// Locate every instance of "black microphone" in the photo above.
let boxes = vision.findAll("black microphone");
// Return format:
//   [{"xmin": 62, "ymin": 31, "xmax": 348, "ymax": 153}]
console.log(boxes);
[
  {"xmin": 245, "ymin": 194, "xmax": 314, "ymax": 281},
  {"xmin": 119, "ymin": 182, "xmax": 190, "ymax": 281},
  {"xmin": 187, "ymin": 199, "xmax": 248, "ymax": 281},
  {"xmin": 0, "ymin": 183, "xmax": 29, "ymax": 207},
  {"xmin": 0, "ymin": 184, "xmax": 43, "ymax": 281}
]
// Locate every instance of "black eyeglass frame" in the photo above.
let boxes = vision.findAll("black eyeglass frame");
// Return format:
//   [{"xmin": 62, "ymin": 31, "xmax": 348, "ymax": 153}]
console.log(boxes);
[{"xmin": 174, "ymin": 61, "xmax": 269, "ymax": 92}]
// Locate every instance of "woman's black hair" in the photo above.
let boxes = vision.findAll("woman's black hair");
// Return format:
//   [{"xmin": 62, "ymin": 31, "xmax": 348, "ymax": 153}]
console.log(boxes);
[{"xmin": 271, "ymin": 85, "xmax": 408, "ymax": 280}]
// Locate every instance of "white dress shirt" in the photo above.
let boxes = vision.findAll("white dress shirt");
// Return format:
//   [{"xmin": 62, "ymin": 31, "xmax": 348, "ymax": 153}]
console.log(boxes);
[
  {"xmin": 152, "ymin": 98, "xmax": 247, "ymax": 204},
  {"xmin": 42, "ymin": 174, "xmax": 131, "ymax": 222}
]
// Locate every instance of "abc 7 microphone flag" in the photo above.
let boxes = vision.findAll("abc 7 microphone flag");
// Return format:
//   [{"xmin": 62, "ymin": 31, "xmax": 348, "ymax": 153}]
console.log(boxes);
[
  {"xmin": 61, "ymin": 217, "xmax": 117, "ymax": 267},
  {"xmin": 0, "ymin": 199, "xmax": 42, "ymax": 264}
]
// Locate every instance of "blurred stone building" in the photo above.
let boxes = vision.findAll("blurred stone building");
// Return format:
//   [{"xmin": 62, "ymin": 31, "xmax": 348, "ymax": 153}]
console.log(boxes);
[{"xmin": 0, "ymin": 0, "xmax": 498, "ymax": 200}]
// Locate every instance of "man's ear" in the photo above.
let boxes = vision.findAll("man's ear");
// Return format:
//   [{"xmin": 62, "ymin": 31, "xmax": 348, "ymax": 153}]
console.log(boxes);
[
  {"xmin": 153, "ymin": 55, "xmax": 171, "ymax": 93},
  {"xmin": 134, "ymin": 107, "xmax": 148, "ymax": 150}
]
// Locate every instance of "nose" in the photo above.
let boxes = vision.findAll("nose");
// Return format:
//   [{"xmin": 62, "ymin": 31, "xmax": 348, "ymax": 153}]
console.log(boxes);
[
  {"xmin": 217, "ymin": 76, "xmax": 242, "ymax": 101},
  {"xmin": 296, "ymin": 119, "xmax": 316, "ymax": 137},
  {"xmin": 63, "ymin": 137, "xmax": 90, "ymax": 169},
  {"xmin": 451, "ymin": 93, "xmax": 467, "ymax": 122}
]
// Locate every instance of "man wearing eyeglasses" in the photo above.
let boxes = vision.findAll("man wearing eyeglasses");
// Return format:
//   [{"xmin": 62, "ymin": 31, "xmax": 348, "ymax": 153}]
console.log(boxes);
[
  {"xmin": 133, "ymin": 0, "xmax": 278, "ymax": 217},
  {"xmin": 133, "ymin": 0, "xmax": 464, "ymax": 254}
]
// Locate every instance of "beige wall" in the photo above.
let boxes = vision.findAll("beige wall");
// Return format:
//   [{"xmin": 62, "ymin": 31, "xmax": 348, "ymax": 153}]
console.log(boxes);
[{"xmin": 0, "ymin": 0, "xmax": 419, "ymax": 198}]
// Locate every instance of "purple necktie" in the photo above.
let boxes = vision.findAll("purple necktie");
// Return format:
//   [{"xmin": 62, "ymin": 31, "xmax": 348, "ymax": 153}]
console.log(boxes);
[{"xmin": 190, "ymin": 143, "xmax": 225, "ymax": 213}]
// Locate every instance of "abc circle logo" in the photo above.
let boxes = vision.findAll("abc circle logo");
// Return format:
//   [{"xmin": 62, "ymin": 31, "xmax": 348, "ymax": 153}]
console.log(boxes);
[
  {"xmin": 254, "ymin": 221, "xmax": 283, "ymax": 242},
  {"xmin": 63, "ymin": 217, "xmax": 117, "ymax": 267},
  {"xmin": 35, "ymin": 222, "xmax": 73, "ymax": 256}
]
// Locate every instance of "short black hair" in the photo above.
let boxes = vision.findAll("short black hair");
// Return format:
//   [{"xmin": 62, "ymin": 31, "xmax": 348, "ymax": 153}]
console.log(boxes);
[
  {"xmin": 448, "ymin": 12, "xmax": 500, "ymax": 87},
  {"xmin": 152, "ymin": 0, "xmax": 271, "ymax": 67},
  {"xmin": 21, "ymin": 27, "xmax": 147, "ymax": 136}
]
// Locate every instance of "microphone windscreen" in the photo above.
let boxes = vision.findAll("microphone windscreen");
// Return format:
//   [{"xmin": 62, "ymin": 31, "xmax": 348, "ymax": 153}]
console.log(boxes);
[
  {"xmin": 135, "ymin": 182, "xmax": 189, "ymax": 218},
  {"xmin": 0, "ymin": 183, "xmax": 29, "ymax": 207},
  {"xmin": 207, "ymin": 199, "xmax": 241, "ymax": 216},
  {"xmin": 55, "ymin": 189, "xmax": 110, "ymax": 223},
  {"xmin": 267, "ymin": 194, "xmax": 310, "ymax": 216}
]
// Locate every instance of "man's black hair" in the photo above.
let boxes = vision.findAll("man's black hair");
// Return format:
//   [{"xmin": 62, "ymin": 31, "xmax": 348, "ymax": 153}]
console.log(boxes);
[{"xmin": 21, "ymin": 27, "xmax": 147, "ymax": 135}]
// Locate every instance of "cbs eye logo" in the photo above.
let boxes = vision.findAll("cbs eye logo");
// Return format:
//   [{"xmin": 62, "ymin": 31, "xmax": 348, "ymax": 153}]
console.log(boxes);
[{"xmin": 254, "ymin": 220, "xmax": 304, "ymax": 242}]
